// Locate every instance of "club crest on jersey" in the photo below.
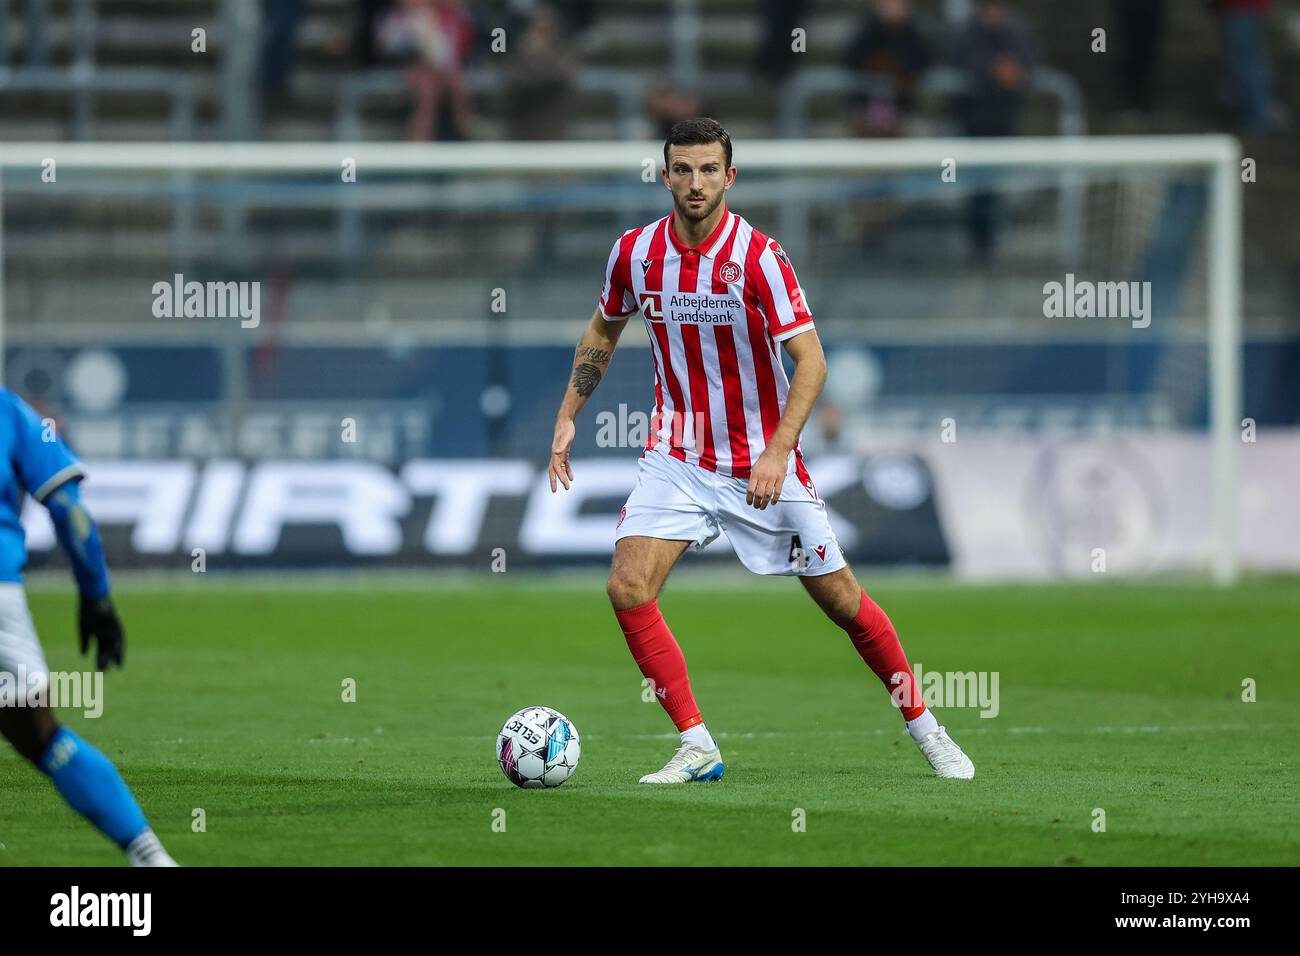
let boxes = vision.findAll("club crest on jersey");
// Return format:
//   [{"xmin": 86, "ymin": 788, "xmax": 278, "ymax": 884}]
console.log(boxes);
[{"xmin": 718, "ymin": 260, "xmax": 742, "ymax": 283}]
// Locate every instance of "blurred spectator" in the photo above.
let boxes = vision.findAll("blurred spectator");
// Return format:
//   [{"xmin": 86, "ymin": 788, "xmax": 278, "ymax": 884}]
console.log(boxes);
[
  {"xmin": 506, "ymin": 0, "xmax": 596, "ymax": 41},
  {"xmin": 948, "ymin": 0, "xmax": 1041, "ymax": 265},
  {"xmin": 755, "ymin": 0, "xmax": 814, "ymax": 85},
  {"xmin": 503, "ymin": 4, "xmax": 578, "ymax": 140},
  {"xmin": 377, "ymin": 0, "xmax": 479, "ymax": 141},
  {"xmin": 354, "ymin": 0, "xmax": 395, "ymax": 67},
  {"xmin": 1112, "ymin": 0, "xmax": 1164, "ymax": 118},
  {"xmin": 546, "ymin": 0, "xmax": 596, "ymax": 34},
  {"xmin": 647, "ymin": 86, "xmax": 702, "ymax": 140},
  {"xmin": 1213, "ymin": 0, "xmax": 1285, "ymax": 132},
  {"xmin": 948, "ymin": 0, "xmax": 1040, "ymax": 137},
  {"xmin": 260, "ymin": 0, "xmax": 304, "ymax": 96},
  {"xmin": 843, "ymin": 0, "xmax": 933, "ymax": 137}
]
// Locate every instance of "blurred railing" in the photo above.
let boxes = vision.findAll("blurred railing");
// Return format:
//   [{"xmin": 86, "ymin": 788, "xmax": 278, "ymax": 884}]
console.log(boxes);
[
  {"xmin": 0, "ymin": 0, "xmax": 94, "ymax": 71},
  {"xmin": 1, "ymin": 0, "xmax": 199, "ymax": 141},
  {"xmin": 773, "ymin": 65, "xmax": 1087, "ymax": 261},
  {"xmin": 0, "ymin": 65, "xmax": 197, "ymax": 140},
  {"xmin": 777, "ymin": 66, "xmax": 1087, "ymax": 138},
  {"xmin": 335, "ymin": 66, "xmax": 649, "ymax": 142},
  {"xmin": 0, "ymin": 137, "xmax": 1230, "ymax": 337}
]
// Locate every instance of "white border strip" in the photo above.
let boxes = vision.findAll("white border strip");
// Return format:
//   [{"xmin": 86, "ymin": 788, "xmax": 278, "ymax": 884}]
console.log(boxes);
[{"xmin": 0, "ymin": 135, "xmax": 1241, "ymax": 172}]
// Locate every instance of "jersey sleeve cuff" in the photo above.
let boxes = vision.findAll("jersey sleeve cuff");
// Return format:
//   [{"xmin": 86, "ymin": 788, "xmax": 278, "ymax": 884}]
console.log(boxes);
[
  {"xmin": 32, "ymin": 463, "xmax": 85, "ymax": 502},
  {"xmin": 600, "ymin": 306, "xmax": 639, "ymax": 321},
  {"xmin": 772, "ymin": 319, "xmax": 815, "ymax": 343}
]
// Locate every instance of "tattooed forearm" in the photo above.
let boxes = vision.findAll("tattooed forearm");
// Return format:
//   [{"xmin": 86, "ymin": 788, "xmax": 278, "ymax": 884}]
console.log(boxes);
[
  {"xmin": 571, "ymin": 362, "xmax": 603, "ymax": 397},
  {"xmin": 556, "ymin": 308, "xmax": 625, "ymax": 420}
]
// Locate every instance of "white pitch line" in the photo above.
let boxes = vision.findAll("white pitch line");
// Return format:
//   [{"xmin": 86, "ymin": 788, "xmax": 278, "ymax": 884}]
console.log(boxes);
[
  {"xmin": 442, "ymin": 723, "xmax": 1269, "ymax": 745},
  {"xmin": 619, "ymin": 723, "xmax": 1257, "ymax": 741}
]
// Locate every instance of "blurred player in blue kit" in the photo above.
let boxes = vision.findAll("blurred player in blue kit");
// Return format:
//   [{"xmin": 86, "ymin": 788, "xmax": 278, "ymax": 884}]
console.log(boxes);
[{"xmin": 0, "ymin": 387, "xmax": 176, "ymax": 866}]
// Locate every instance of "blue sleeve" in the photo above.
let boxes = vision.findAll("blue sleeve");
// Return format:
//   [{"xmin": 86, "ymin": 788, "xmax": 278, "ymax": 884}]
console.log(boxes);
[
  {"xmin": 45, "ymin": 480, "xmax": 111, "ymax": 600},
  {"xmin": 5, "ymin": 391, "xmax": 85, "ymax": 502}
]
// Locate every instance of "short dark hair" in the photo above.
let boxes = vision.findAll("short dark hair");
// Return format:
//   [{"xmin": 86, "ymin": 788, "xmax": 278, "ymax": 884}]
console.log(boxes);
[{"xmin": 663, "ymin": 117, "xmax": 733, "ymax": 169}]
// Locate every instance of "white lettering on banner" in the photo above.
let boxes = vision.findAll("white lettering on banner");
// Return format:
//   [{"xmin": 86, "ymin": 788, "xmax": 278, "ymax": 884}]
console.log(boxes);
[
  {"xmin": 233, "ymin": 462, "xmax": 411, "ymax": 555},
  {"xmin": 285, "ymin": 412, "xmax": 335, "ymax": 459},
  {"xmin": 175, "ymin": 413, "xmax": 228, "ymax": 459},
  {"xmin": 518, "ymin": 461, "xmax": 639, "ymax": 554},
  {"xmin": 22, "ymin": 461, "xmax": 195, "ymax": 554},
  {"xmin": 12, "ymin": 455, "xmax": 893, "ymax": 561},
  {"xmin": 15, "ymin": 438, "xmax": 1300, "ymax": 572},
  {"xmin": 64, "ymin": 408, "xmax": 430, "ymax": 462},
  {"xmin": 185, "ymin": 460, "xmax": 245, "ymax": 553},
  {"xmin": 129, "ymin": 414, "xmax": 173, "ymax": 457},
  {"xmin": 401, "ymin": 460, "xmax": 534, "ymax": 554}
]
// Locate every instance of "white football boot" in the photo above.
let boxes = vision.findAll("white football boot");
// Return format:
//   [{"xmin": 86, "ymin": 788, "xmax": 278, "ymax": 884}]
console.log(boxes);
[
  {"xmin": 125, "ymin": 829, "xmax": 180, "ymax": 867},
  {"xmin": 638, "ymin": 743, "xmax": 725, "ymax": 784},
  {"xmin": 914, "ymin": 726, "xmax": 975, "ymax": 779}
]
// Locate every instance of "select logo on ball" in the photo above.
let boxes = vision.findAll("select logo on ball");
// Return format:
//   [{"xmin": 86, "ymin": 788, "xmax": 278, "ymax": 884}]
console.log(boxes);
[{"xmin": 496, "ymin": 706, "xmax": 581, "ymax": 789}]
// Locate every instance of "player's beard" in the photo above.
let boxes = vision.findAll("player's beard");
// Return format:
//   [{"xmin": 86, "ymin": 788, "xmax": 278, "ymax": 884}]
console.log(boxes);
[{"xmin": 674, "ymin": 189, "xmax": 724, "ymax": 224}]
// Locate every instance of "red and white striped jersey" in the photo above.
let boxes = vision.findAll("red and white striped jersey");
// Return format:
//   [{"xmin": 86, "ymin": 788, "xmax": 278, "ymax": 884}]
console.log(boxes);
[{"xmin": 597, "ymin": 208, "xmax": 815, "ymax": 480}]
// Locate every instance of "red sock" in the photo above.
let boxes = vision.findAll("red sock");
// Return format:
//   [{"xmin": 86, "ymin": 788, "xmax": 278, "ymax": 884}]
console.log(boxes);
[
  {"xmin": 840, "ymin": 590, "xmax": 926, "ymax": 721},
  {"xmin": 614, "ymin": 598, "xmax": 703, "ymax": 731}
]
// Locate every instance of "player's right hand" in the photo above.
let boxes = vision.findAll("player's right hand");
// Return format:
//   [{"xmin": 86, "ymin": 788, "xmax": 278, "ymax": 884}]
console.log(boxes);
[
  {"xmin": 549, "ymin": 417, "xmax": 576, "ymax": 492},
  {"xmin": 79, "ymin": 595, "xmax": 125, "ymax": 670}
]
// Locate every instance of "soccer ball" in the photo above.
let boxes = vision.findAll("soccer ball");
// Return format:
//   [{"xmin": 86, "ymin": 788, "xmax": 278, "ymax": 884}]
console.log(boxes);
[{"xmin": 496, "ymin": 706, "xmax": 581, "ymax": 789}]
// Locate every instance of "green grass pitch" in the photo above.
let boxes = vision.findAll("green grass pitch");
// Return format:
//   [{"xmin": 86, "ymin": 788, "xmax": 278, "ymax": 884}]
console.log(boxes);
[{"xmin": 2, "ymin": 574, "xmax": 1297, "ymax": 866}]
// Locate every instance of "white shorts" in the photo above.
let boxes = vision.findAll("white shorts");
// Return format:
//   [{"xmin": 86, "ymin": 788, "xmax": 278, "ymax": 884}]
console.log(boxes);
[
  {"xmin": 615, "ymin": 445, "xmax": 847, "ymax": 577},
  {"xmin": 0, "ymin": 582, "xmax": 49, "ymax": 690}
]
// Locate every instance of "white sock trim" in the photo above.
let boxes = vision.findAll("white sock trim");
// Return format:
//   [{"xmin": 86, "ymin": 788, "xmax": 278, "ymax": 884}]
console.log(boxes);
[
  {"xmin": 680, "ymin": 724, "xmax": 717, "ymax": 751},
  {"xmin": 906, "ymin": 709, "xmax": 940, "ymax": 742}
]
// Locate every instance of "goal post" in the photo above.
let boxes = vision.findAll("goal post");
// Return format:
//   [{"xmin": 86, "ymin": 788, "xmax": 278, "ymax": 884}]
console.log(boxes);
[{"xmin": 0, "ymin": 136, "xmax": 1244, "ymax": 581}]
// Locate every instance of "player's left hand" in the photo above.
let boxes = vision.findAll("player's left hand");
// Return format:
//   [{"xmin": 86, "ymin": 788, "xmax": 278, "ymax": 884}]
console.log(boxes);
[
  {"xmin": 79, "ymin": 596, "xmax": 125, "ymax": 670},
  {"xmin": 746, "ymin": 449, "xmax": 787, "ymax": 510}
]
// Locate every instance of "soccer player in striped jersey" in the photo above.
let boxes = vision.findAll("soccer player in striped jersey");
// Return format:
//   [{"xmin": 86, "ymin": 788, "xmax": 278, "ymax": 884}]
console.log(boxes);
[{"xmin": 549, "ymin": 118, "xmax": 973, "ymax": 783}]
